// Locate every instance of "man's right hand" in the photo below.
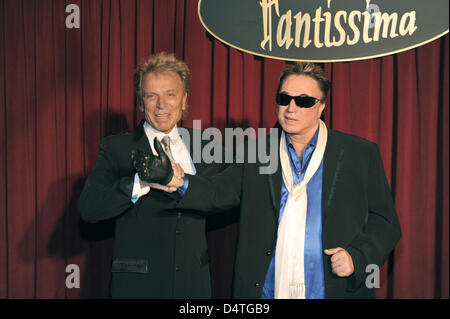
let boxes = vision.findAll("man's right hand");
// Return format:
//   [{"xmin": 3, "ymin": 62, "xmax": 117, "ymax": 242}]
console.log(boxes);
[
  {"xmin": 131, "ymin": 138, "xmax": 174, "ymax": 185},
  {"xmin": 146, "ymin": 163, "xmax": 185, "ymax": 192},
  {"xmin": 169, "ymin": 163, "xmax": 186, "ymax": 188}
]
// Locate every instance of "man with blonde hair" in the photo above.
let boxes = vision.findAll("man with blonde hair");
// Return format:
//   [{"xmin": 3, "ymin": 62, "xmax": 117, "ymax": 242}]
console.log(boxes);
[{"xmin": 78, "ymin": 52, "xmax": 229, "ymax": 298}]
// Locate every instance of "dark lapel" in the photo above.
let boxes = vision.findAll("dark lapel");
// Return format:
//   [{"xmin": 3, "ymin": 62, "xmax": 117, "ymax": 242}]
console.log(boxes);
[
  {"xmin": 321, "ymin": 129, "xmax": 345, "ymax": 223},
  {"xmin": 133, "ymin": 120, "xmax": 152, "ymax": 153},
  {"xmin": 266, "ymin": 123, "xmax": 283, "ymax": 223}
]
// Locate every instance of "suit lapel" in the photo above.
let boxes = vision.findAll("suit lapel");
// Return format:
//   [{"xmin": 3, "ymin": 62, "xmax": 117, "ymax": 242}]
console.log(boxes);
[
  {"xmin": 266, "ymin": 123, "xmax": 283, "ymax": 223},
  {"xmin": 322, "ymin": 129, "xmax": 345, "ymax": 223},
  {"xmin": 268, "ymin": 166, "xmax": 282, "ymax": 222},
  {"xmin": 134, "ymin": 120, "xmax": 152, "ymax": 153}
]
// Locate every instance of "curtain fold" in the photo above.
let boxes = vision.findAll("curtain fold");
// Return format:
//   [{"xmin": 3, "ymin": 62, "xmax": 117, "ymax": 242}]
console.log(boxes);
[{"xmin": 0, "ymin": 0, "xmax": 448, "ymax": 299}]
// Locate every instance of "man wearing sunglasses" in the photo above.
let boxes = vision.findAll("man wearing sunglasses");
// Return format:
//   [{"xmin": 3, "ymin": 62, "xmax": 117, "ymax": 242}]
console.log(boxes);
[{"xmin": 147, "ymin": 62, "xmax": 402, "ymax": 299}]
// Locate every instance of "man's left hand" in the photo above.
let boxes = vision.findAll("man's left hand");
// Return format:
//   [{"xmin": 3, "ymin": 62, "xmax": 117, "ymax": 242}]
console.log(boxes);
[{"xmin": 324, "ymin": 247, "xmax": 354, "ymax": 277}]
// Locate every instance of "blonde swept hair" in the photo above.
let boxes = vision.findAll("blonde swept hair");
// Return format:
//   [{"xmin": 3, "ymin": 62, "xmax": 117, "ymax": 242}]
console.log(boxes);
[{"xmin": 135, "ymin": 52, "xmax": 191, "ymax": 119}]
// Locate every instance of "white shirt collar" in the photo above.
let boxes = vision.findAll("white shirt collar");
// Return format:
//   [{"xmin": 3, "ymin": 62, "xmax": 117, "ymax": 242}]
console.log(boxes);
[{"xmin": 143, "ymin": 121, "xmax": 182, "ymax": 146}]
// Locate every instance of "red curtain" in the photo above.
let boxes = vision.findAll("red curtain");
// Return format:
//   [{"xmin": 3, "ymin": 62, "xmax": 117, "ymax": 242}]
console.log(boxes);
[{"xmin": 0, "ymin": 0, "xmax": 448, "ymax": 299}]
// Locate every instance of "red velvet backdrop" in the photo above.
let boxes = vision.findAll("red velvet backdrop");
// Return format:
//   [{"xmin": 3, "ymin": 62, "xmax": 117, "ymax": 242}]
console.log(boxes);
[{"xmin": 0, "ymin": 0, "xmax": 448, "ymax": 299}]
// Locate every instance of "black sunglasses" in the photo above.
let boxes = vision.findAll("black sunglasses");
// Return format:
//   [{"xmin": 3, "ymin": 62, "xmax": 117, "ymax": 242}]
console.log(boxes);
[{"xmin": 276, "ymin": 92, "xmax": 321, "ymax": 108}]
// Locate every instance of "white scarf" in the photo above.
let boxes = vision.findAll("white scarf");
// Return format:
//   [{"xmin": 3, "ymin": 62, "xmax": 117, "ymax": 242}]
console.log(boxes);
[{"xmin": 275, "ymin": 120, "xmax": 328, "ymax": 299}]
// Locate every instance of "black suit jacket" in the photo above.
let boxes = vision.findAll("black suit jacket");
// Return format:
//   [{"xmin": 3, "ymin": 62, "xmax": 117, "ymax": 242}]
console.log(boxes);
[
  {"xmin": 78, "ymin": 121, "xmax": 228, "ymax": 298},
  {"xmin": 178, "ymin": 124, "xmax": 402, "ymax": 298}
]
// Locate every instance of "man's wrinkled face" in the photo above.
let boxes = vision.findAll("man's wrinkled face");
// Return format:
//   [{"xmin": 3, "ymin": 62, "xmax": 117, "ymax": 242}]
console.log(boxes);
[
  {"xmin": 140, "ymin": 71, "xmax": 187, "ymax": 134},
  {"xmin": 277, "ymin": 74, "xmax": 325, "ymax": 137}
]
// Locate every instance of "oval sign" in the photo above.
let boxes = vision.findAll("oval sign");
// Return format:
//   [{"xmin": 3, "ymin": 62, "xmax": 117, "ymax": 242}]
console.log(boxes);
[{"xmin": 198, "ymin": 0, "xmax": 449, "ymax": 62}]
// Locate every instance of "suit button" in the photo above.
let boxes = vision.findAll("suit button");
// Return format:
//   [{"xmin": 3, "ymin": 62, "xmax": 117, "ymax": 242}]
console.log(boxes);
[
  {"xmin": 266, "ymin": 251, "xmax": 272, "ymax": 256},
  {"xmin": 175, "ymin": 266, "xmax": 180, "ymax": 272},
  {"xmin": 255, "ymin": 282, "xmax": 260, "ymax": 287}
]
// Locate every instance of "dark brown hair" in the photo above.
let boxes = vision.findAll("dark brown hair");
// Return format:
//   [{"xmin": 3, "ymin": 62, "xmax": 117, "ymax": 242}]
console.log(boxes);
[{"xmin": 277, "ymin": 62, "xmax": 330, "ymax": 101}]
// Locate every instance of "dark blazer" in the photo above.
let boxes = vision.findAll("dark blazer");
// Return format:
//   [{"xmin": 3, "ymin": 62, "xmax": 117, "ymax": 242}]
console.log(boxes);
[
  {"xmin": 178, "ymin": 124, "xmax": 402, "ymax": 298},
  {"xmin": 78, "ymin": 121, "xmax": 228, "ymax": 298}
]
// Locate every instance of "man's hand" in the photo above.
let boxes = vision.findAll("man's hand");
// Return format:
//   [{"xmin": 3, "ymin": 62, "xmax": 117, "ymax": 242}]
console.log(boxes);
[
  {"xmin": 131, "ymin": 138, "xmax": 173, "ymax": 185},
  {"xmin": 169, "ymin": 163, "xmax": 185, "ymax": 188},
  {"xmin": 149, "ymin": 163, "xmax": 185, "ymax": 192},
  {"xmin": 324, "ymin": 247, "xmax": 354, "ymax": 277}
]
